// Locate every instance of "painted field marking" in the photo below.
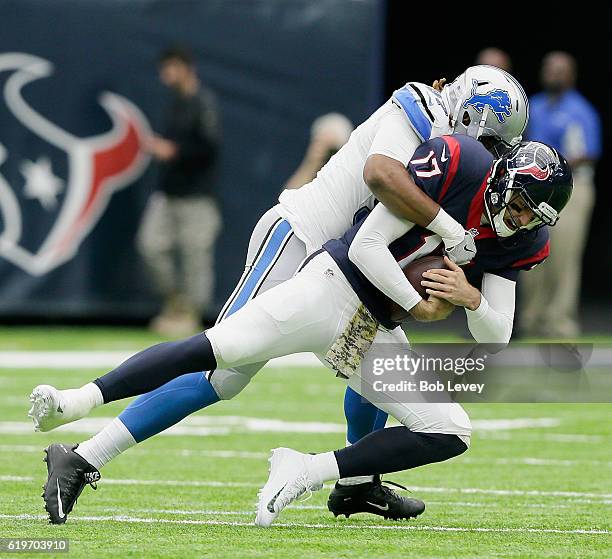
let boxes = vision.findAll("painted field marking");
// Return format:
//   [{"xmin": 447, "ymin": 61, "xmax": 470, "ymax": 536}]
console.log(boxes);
[
  {"xmin": 3, "ymin": 347, "xmax": 611, "ymax": 369},
  {"xmin": 3, "ymin": 445, "xmax": 609, "ymax": 468},
  {"xmin": 0, "ymin": 416, "xmax": 562, "ymax": 437},
  {"xmin": 1, "ymin": 475, "xmax": 610, "ymax": 500},
  {"xmin": 0, "ymin": 514, "xmax": 608, "ymax": 535},
  {"xmin": 0, "ymin": 351, "xmax": 320, "ymax": 369}
]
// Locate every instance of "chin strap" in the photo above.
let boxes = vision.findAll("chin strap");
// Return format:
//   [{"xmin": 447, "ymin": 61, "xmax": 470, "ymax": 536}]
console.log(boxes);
[{"xmin": 476, "ymin": 106, "xmax": 490, "ymax": 140}]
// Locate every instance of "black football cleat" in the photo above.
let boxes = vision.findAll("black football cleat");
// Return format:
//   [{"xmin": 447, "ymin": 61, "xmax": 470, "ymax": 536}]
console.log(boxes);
[
  {"xmin": 327, "ymin": 476, "xmax": 425, "ymax": 521},
  {"xmin": 42, "ymin": 443, "xmax": 101, "ymax": 524}
]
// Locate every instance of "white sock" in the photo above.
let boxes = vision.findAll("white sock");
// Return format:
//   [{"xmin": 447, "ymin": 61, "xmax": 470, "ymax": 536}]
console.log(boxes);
[
  {"xmin": 74, "ymin": 418, "xmax": 136, "ymax": 470},
  {"xmin": 337, "ymin": 438, "xmax": 374, "ymax": 485},
  {"xmin": 308, "ymin": 452, "xmax": 340, "ymax": 485},
  {"xmin": 60, "ymin": 383, "xmax": 104, "ymax": 421}
]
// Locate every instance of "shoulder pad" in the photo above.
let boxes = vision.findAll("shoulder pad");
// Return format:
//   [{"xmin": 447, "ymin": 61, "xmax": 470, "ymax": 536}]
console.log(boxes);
[{"xmin": 392, "ymin": 83, "xmax": 435, "ymax": 141}]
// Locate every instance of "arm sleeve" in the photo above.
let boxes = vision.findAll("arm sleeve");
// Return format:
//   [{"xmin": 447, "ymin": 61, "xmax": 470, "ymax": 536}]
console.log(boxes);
[
  {"xmin": 464, "ymin": 272, "xmax": 515, "ymax": 344},
  {"xmin": 348, "ymin": 203, "xmax": 422, "ymax": 313},
  {"xmin": 368, "ymin": 105, "xmax": 423, "ymax": 166}
]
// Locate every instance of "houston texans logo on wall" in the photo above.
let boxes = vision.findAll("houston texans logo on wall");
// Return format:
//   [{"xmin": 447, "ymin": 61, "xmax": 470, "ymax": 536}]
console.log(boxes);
[{"xmin": 0, "ymin": 52, "xmax": 150, "ymax": 276}]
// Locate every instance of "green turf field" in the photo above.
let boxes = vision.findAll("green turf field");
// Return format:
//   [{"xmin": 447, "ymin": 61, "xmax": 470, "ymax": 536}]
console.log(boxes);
[{"xmin": 0, "ymin": 328, "xmax": 610, "ymax": 558}]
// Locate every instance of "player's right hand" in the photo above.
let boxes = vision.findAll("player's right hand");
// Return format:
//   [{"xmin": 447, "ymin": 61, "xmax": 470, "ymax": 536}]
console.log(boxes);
[
  {"xmin": 444, "ymin": 230, "xmax": 477, "ymax": 266},
  {"xmin": 408, "ymin": 296, "xmax": 454, "ymax": 322}
]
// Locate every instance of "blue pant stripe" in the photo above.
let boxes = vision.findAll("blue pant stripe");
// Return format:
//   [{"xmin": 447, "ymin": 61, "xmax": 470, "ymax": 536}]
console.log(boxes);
[{"xmin": 225, "ymin": 219, "xmax": 292, "ymax": 317}]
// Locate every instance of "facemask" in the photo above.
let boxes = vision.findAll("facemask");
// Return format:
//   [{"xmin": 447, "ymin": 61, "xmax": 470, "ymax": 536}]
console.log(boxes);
[{"xmin": 492, "ymin": 211, "xmax": 518, "ymax": 237}]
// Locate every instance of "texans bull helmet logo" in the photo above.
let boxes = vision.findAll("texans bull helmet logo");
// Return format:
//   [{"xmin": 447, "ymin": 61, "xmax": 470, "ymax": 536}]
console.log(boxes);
[
  {"xmin": 0, "ymin": 52, "xmax": 150, "ymax": 276},
  {"xmin": 507, "ymin": 142, "xmax": 553, "ymax": 181}
]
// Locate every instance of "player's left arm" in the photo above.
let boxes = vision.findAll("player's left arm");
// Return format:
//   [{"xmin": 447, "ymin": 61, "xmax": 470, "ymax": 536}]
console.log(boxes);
[
  {"xmin": 422, "ymin": 257, "xmax": 515, "ymax": 343},
  {"xmin": 348, "ymin": 203, "xmax": 453, "ymax": 322}
]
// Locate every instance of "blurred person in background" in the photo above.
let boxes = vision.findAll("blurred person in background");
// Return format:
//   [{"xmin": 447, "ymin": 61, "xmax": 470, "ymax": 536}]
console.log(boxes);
[
  {"xmin": 139, "ymin": 46, "xmax": 221, "ymax": 336},
  {"xmin": 520, "ymin": 51, "xmax": 601, "ymax": 338},
  {"xmin": 285, "ymin": 113, "xmax": 353, "ymax": 189},
  {"xmin": 476, "ymin": 47, "xmax": 512, "ymax": 72}
]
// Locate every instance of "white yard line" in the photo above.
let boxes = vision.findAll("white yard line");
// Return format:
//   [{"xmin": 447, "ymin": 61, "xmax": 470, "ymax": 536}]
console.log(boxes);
[
  {"xmin": 3, "ymin": 347, "xmax": 612, "ymax": 369},
  {"xmin": 0, "ymin": 416, "xmax": 562, "ymax": 437},
  {"xmin": 461, "ymin": 457, "xmax": 612, "ymax": 467},
  {"xmin": 477, "ymin": 432, "xmax": 605, "ymax": 443},
  {"xmin": 2, "ymin": 445, "xmax": 609, "ymax": 468},
  {"xmin": 0, "ymin": 513, "xmax": 608, "ymax": 535},
  {"xmin": 1, "ymin": 475, "xmax": 610, "ymax": 500},
  {"xmin": 0, "ymin": 351, "xmax": 320, "ymax": 369},
  {"xmin": 0, "ymin": 444, "xmax": 269, "ymax": 459},
  {"xmin": 131, "ymin": 499, "xmax": 612, "ymax": 514}
]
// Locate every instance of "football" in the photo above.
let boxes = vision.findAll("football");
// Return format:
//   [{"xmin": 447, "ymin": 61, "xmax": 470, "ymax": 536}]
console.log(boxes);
[{"xmin": 389, "ymin": 255, "xmax": 448, "ymax": 322}]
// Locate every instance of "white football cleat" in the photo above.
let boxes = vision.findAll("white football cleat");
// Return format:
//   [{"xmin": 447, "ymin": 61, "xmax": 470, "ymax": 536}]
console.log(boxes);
[
  {"xmin": 255, "ymin": 447, "xmax": 323, "ymax": 527},
  {"xmin": 28, "ymin": 385, "xmax": 69, "ymax": 432}
]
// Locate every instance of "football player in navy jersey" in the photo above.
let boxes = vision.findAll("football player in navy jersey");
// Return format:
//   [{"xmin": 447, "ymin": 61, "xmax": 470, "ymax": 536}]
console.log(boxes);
[
  {"xmin": 326, "ymin": 137, "xmax": 569, "ymax": 519},
  {"xmin": 31, "ymin": 135, "xmax": 571, "ymax": 526}
]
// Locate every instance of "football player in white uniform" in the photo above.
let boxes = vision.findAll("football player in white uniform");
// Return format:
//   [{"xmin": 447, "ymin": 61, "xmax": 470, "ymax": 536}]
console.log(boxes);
[{"xmin": 29, "ymin": 66, "xmax": 531, "ymax": 523}]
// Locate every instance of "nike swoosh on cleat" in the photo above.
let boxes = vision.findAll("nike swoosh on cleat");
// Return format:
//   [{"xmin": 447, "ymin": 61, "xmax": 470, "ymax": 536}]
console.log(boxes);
[
  {"xmin": 267, "ymin": 484, "xmax": 287, "ymax": 513},
  {"xmin": 366, "ymin": 501, "xmax": 389, "ymax": 511},
  {"xmin": 56, "ymin": 479, "xmax": 66, "ymax": 519}
]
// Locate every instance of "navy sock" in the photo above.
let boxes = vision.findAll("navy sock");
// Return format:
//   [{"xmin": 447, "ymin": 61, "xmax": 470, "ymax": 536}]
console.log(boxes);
[
  {"xmin": 344, "ymin": 386, "xmax": 388, "ymax": 443},
  {"xmin": 334, "ymin": 426, "xmax": 468, "ymax": 477},
  {"xmin": 94, "ymin": 333, "xmax": 217, "ymax": 403},
  {"xmin": 119, "ymin": 372, "xmax": 220, "ymax": 442}
]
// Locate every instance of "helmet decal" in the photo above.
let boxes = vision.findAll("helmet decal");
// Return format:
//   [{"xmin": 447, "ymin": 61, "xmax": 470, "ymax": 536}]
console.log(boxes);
[
  {"xmin": 485, "ymin": 140, "xmax": 573, "ymax": 238},
  {"xmin": 463, "ymin": 80, "xmax": 512, "ymax": 123},
  {"xmin": 507, "ymin": 143, "xmax": 554, "ymax": 181}
]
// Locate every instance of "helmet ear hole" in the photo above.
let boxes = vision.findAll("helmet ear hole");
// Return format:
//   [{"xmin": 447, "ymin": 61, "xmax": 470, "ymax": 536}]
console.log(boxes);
[{"xmin": 462, "ymin": 111, "xmax": 471, "ymax": 126}]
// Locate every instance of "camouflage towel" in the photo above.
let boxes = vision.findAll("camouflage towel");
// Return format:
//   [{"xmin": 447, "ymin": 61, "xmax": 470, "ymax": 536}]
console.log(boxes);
[{"xmin": 325, "ymin": 304, "xmax": 379, "ymax": 379}]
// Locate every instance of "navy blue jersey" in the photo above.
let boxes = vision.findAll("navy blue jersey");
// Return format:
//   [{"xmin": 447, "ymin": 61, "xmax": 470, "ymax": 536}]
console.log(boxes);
[{"xmin": 324, "ymin": 135, "xmax": 550, "ymax": 329}]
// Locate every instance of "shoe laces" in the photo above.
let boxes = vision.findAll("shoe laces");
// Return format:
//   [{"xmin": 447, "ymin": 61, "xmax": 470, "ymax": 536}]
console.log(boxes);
[
  {"xmin": 374, "ymin": 478, "xmax": 408, "ymax": 503},
  {"xmin": 275, "ymin": 473, "xmax": 321, "ymax": 511},
  {"xmin": 381, "ymin": 478, "xmax": 408, "ymax": 491}
]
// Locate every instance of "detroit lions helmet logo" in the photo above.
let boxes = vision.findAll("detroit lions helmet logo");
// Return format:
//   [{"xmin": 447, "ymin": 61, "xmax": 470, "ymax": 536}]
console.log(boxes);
[{"xmin": 463, "ymin": 80, "xmax": 512, "ymax": 123}]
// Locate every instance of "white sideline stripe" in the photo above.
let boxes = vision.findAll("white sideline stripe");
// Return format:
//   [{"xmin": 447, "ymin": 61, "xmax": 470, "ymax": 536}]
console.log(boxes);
[
  {"xmin": 0, "ymin": 514, "xmax": 608, "ymax": 535},
  {"xmin": 134, "ymin": 508, "xmax": 251, "ymax": 516},
  {"xmin": 0, "ymin": 445, "xmax": 269, "ymax": 459},
  {"xmin": 477, "ymin": 432, "xmax": 605, "ymax": 443},
  {"xmin": 133, "ymin": 499, "xmax": 612, "ymax": 514},
  {"xmin": 0, "ymin": 416, "xmax": 562, "ymax": 437},
  {"xmin": 0, "ymin": 351, "xmax": 320, "ymax": 369},
  {"xmin": 2, "ymin": 445, "xmax": 609, "ymax": 468},
  {"xmin": 4, "ymin": 347, "xmax": 612, "ymax": 369},
  {"xmin": 462, "ymin": 457, "xmax": 612, "ymax": 468},
  {"xmin": 1, "ymin": 475, "xmax": 610, "ymax": 499}
]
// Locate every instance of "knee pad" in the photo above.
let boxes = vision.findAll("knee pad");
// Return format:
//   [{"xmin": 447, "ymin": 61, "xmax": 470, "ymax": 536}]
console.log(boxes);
[
  {"xmin": 209, "ymin": 364, "xmax": 262, "ymax": 400},
  {"xmin": 397, "ymin": 403, "xmax": 472, "ymax": 442},
  {"xmin": 448, "ymin": 403, "xmax": 472, "ymax": 438}
]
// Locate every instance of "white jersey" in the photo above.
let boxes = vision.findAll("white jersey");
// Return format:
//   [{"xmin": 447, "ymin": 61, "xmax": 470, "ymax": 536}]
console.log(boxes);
[{"xmin": 277, "ymin": 82, "xmax": 452, "ymax": 254}]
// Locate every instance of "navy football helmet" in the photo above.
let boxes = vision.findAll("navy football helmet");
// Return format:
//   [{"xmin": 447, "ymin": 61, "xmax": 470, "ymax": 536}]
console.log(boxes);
[{"xmin": 485, "ymin": 141, "xmax": 573, "ymax": 238}]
